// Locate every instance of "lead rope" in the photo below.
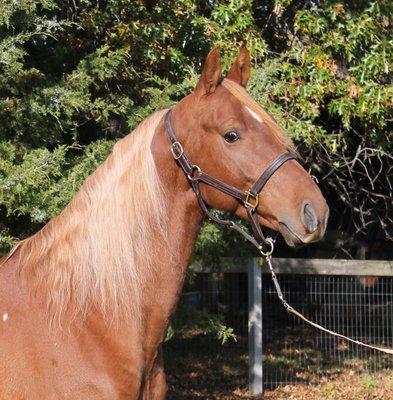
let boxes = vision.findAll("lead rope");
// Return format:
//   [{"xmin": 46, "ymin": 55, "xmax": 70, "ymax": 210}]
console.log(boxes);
[{"xmin": 263, "ymin": 252, "xmax": 393, "ymax": 355}]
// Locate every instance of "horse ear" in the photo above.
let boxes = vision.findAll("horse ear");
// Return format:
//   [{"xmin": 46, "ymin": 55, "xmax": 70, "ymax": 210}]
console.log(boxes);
[
  {"xmin": 226, "ymin": 45, "xmax": 251, "ymax": 87},
  {"xmin": 195, "ymin": 47, "xmax": 222, "ymax": 95}
]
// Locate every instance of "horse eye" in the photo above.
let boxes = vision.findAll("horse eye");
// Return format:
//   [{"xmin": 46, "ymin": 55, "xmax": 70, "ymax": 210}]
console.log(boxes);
[{"xmin": 224, "ymin": 130, "xmax": 240, "ymax": 143}]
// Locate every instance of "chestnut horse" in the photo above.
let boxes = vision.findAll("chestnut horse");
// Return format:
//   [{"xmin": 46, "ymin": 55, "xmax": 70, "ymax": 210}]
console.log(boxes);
[{"xmin": 0, "ymin": 47, "xmax": 328, "ymax": 399}]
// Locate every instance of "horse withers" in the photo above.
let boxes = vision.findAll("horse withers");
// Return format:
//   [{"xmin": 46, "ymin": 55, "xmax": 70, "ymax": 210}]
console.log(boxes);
[{"xmin": 0, "ymin": 47, "xmax": 328, "ymax": 399}]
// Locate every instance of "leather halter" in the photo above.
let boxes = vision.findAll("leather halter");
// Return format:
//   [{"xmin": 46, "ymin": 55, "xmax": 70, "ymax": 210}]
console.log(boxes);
[{"xmin": 164, "ymin": 108, "xmax": 297, "ymax": 253}]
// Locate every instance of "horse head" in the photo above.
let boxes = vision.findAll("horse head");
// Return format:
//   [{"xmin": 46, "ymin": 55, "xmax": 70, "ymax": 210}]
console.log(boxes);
[{"xmin": 168, "ymin": 46, "xmax": 329, "ymax": 247}]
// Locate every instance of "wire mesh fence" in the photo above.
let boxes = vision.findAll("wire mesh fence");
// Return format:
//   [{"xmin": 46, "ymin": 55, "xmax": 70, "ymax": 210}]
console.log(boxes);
[
  {"xmin": 262, "ymin": 273, "xmax": 393, "ymax": 387},
  {"xmin": 164, "ymin": 263, "xmax": 393, "ymax": 396}
]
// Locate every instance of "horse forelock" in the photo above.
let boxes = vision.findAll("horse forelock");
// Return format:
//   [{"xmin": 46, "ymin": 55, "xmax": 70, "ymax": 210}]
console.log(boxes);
[{"xmin": 8, "ymin": 109, "xmax": 169, "ymax": 325}]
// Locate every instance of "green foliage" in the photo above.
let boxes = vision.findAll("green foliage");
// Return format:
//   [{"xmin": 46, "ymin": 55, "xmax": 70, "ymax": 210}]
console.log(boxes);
[
  {"xmin": 0, "ymin": 0, "xmax": 268, "ymax": 253},
  {"xmin": 250, "ymin": 2, "xmax": 392, "ymax": 150},
  {"xmin": 0, "ymin": 140, "xmax": 113, "ymax": 247},
  {"xmin": 167, "ymin": 303, "xmax": 237, "ymax": 345},
  {"xmin": 0, "ymin": 0, "xmax": 392, "ymax": 254}
]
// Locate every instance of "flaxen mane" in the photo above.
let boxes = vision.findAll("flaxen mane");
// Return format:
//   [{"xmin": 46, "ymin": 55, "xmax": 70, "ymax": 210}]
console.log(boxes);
[
  {"xmin": 4, "ymin": 109, "xmax": 169, "ymax": 324},
  {"xmin": 2, "ymin": 81, "xmax": 292, "ymax": 325}
]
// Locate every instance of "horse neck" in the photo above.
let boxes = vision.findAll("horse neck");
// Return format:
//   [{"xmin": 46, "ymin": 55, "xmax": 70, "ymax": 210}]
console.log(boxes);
[
  {"xmin": 105, "ymin": 109, "xmax": 205, "ymax": 358},
  {"xmin": 151, "ymin": 106, "xmax": 204, "ymax": 273}
]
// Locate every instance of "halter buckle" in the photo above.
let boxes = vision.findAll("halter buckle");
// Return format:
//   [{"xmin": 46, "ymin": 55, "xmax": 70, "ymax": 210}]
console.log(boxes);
[
  {"xmin": 244, "ymin": 190, "xmax": 259, "ymax": 211},
  {"xmin": 171, "ymin": 141, "xmax": 184, "ymax": 160}
]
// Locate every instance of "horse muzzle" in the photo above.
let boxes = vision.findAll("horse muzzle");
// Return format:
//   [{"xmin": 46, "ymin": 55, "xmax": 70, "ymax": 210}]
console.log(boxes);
[{"xmin": 278, "ymin": 201, "xmax": 329, "ymax": 247}]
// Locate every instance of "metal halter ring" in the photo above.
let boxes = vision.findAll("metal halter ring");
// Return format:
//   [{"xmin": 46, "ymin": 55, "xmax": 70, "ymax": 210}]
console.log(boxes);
[
  {"xmin": 187, "ymin": 165, "xmax": 202, "ymax": 181},
  {"xmin": 171, "ymin": 141, "xmax": 184, "ymax": 160},
  {"xmin": 259, "ymin": 237, "xmax": 274, "ymax": 257}
]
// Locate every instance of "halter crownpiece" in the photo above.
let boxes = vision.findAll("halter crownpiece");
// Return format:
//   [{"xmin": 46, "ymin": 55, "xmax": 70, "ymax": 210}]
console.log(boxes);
[{"xmin": 164, "ymin": 108, "xmax": 297, "ymax": 254}]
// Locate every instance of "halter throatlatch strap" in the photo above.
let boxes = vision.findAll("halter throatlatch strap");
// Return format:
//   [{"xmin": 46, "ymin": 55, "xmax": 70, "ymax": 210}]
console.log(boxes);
[
  {"xmin": 164, "ymin": 108, "xmax": 296, "ymax": 252},
  {"xmin": 164, "ymin": 107, "xmax": 393, "ymax": 356}
]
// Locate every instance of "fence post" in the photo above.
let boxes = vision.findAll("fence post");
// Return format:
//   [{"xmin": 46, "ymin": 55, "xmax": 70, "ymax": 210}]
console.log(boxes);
[{"xmin": 248, "ymin": 258, "xmax": 263, "ymax": 396}]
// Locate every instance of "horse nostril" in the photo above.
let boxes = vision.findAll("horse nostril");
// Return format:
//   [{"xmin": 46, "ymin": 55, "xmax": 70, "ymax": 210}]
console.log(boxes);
[{"xmin": 301, "ymin": 202, "xmax": 319, "ymax": 233}]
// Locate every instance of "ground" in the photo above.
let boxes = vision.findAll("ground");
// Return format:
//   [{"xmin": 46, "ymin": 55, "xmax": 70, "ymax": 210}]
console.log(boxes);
[
  {"xmin": 264, "ymin": 372, "xmax": 393, "ymax": 400},
  {"xmin": 164, "ymin": 335, "xmax": 393, "ymax": 399}
]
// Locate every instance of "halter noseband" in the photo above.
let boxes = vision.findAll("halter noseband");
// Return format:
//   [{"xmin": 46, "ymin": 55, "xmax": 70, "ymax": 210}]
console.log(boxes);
[{"xmin": 164, "ymin": 108, "xmax": 297, "ymax": 254}]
